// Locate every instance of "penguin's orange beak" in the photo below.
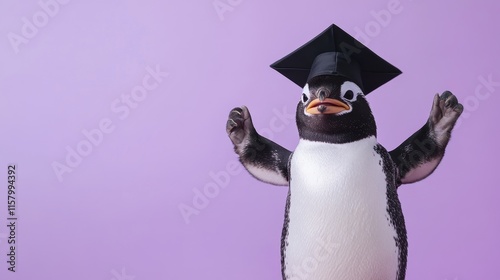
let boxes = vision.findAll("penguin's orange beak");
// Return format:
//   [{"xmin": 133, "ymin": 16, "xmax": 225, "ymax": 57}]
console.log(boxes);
[{"xmin": 306, "ymin": 98, "xmax": 350, "ymax": 115}]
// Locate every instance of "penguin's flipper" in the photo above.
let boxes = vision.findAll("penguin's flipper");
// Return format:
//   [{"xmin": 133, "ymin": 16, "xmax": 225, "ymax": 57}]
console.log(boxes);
[
  {"xmin": 390, "ymin": 91, "xmax": 463, "ymax": 185},
  {"xmin": 226, "ymin": 106, "xmax": 291, "ymax": 186}
]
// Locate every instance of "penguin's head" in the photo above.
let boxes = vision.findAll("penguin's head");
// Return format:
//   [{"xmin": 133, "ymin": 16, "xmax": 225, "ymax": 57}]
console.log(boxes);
[{"xmin": 296, "ymin": 75, "xmax": 377, "ymax": 143}]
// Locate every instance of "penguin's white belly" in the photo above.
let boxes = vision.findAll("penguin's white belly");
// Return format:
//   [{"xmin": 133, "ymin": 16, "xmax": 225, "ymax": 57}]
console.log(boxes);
[{"xmin": 284, "ymin": 137, "xmax": 398, "ymax": 280}]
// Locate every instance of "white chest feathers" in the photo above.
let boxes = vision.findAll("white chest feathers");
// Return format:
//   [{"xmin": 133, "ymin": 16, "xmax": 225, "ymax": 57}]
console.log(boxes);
[{"xmin": 284, "ymin": 136, "xmax": 399, "ymax": 280}]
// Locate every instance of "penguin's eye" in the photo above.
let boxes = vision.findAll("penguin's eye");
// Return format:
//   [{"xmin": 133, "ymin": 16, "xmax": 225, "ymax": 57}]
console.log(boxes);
[
  {"xmin": 344, "ymin": 90, "xmax": 354, "ymax": 100},
  {"xmin": 340, "ymin": 81, "xmax": 363, "ymax": 102},
  {"xmin": 301, "ymin": 83, "xmax": 311, "ymax": 104},
  {"xmin": 302, "ymin": 93, "xmax": 309, "ymax": 103}
]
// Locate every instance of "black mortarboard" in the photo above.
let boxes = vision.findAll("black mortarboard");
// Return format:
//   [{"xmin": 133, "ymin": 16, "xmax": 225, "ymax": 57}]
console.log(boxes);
[{"xmin": 270, "ymin": 23, "xmax": 402, "ymax": 95}]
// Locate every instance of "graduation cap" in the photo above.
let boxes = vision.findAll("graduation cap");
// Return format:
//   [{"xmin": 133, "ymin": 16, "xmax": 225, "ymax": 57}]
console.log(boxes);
[{"xmin": 270, "ymin": 23, "xmax": 401, "ymax": 95}]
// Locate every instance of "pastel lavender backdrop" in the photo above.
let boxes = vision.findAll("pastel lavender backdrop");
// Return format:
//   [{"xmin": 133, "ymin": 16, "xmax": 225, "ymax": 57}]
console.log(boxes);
[{"xmin": 0, "ymin": 0, "xmax": 498, "ymax": 279}]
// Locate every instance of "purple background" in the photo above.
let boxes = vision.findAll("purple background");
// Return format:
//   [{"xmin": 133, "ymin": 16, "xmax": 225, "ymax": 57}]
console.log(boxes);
[{"xmin": 0, "ymin": 0, "xmax": 499, "ymax": 279}]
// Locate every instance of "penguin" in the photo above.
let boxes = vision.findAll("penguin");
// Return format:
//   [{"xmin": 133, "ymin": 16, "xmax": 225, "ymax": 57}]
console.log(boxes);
[{"xmin": 225, "ymin": 24, "xmax": 463, "ymax": 280}]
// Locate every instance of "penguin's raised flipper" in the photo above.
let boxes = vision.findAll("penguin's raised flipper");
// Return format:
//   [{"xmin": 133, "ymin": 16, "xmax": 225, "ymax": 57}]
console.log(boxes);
[
  {"xmin": 226, "ymin": 106, "xmax": 291, "ymax": 186},
  {"xmin": 390, "ymin": 91, "xmax": 463, "ymax": 185}
]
